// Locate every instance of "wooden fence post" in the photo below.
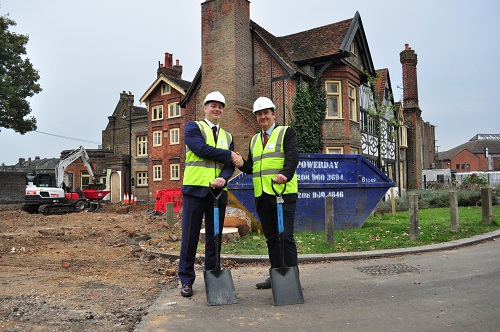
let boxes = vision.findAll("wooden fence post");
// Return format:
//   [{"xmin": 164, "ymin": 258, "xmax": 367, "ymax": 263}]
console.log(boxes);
[
  {"xmin": 166, "ymin": 202, "xmax": 175, "ymax": 226},
  {"xmin": 481, "ymin": 187, "xmax": 493, "ymax": 224},
  {"xmin": 409, "ymin": 194, "xmax": 419, "ymax": 241},
  {"xmin": 449, "ymin": 191, "xmax": 459, "ymax": 233},
  {"xmin": 325, "ymin": 196, "xmax": 334, "ymax": 244}
]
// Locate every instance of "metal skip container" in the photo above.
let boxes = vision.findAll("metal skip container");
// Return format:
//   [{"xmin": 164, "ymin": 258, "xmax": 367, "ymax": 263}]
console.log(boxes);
[{"xmin": 228, "ymin": 154, "xmax": 395, "ymax": 232}]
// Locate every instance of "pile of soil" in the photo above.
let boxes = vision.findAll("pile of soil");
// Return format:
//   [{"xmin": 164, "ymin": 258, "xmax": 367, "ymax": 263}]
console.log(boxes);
[{"xmin": 0, "ymin": 203, "xmax": 184, "ymax": 332}]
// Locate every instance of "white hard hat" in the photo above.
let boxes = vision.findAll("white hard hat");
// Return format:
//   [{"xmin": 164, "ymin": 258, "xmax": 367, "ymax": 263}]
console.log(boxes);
[
  {"xmin": 253, "ymin": 96, "xmax": 275, "ymax": 113},
  {"xmin": 203, "ymin": 91, "xmax": 226, "ymax": 108}
]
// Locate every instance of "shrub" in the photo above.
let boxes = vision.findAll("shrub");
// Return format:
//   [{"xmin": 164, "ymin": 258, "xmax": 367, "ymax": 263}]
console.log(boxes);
[{"xmin": 375, "ymin": 186, "xmax": 499, "ymax": 213}]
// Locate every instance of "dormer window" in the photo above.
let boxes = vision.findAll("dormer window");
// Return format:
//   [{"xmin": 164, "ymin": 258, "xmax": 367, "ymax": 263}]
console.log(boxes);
[{"xmin": 161, "ymin": 84, "xmax": 171, "ymax": 95}]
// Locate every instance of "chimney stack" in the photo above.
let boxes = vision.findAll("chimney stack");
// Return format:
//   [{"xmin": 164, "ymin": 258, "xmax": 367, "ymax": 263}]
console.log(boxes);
[
  {"xmin": 157, "ymin": 52, "xmax": 182, "ymax": 79},
  {"xmin": 400, "ymin": 43, "xmax": 419, "ymax": 108}
]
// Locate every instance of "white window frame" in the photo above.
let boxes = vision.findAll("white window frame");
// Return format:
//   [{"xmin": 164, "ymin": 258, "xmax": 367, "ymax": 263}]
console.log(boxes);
[
  {"xmin": 170, "ymin": 128, "xmax": 180, "ymax": 145},
  {"xmin": 81, "ymin": 171, "xmax": 91, "ymax": 189},
  {"xmin": 325, "ymin": 81, "xmax": 342, "ymax": 119},
  {"xmin": 161, "ymin": 84, "xmax": 171, "ymax": 95},
  {"xmin": 168, "ymin": 102, "xmax": 181, "ymax": 118},
  {"xmin": 348, "ymin": 83, "xmax": 358, "ymax": 122},
  {"xmin": 136, "ymin": 171, "xmax": 148, "ymax": 186},
  {"xmin": 152, "ymin": 105, "xmax": 163, "ymax": 121},
  {"xmin": 137, "ymin": 136, "xmax": 148, "ymax": 156},
  {"xmin": 350, "ymin": 147, "xmax": 359, "ymax": 154},
  {"xmin": 170, "ymin": 163, "xmax": 180, "ymax": 180},
  {"xmin": 326, "ymin": 147, "xmax": 344, "ymax": 154},
  {"xmin": 153, "ymin": 130, "xmax": 162, "ymax": 147},
  {"xmin": 153, "ymin": 165, "xmax": 162, "ymax": 181}
]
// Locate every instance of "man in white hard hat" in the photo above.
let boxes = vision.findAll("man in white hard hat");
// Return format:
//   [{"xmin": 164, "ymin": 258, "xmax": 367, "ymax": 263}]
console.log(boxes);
[
  {"xmin": 232, "ymin": 96, "xmax": 300, "ymax": 290},
  {"xmin": 178, "ymin": 91, "xmax": 239, "ymax": 297}
]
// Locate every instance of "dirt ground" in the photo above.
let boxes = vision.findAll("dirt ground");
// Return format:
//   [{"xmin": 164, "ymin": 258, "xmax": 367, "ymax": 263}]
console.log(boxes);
[{"xmin": 0, "ymin": 202, "xmax": 190, "ymax": 332}]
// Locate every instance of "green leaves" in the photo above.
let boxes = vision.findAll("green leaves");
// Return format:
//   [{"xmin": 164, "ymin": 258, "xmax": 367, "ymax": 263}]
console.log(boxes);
[
  {"xmin": 0, "ymin": 15, "xmax": 42, "ymax": 134},
  {"xmin": 291, "ymin": 82, "xmax": 325, "ymax": 153}
]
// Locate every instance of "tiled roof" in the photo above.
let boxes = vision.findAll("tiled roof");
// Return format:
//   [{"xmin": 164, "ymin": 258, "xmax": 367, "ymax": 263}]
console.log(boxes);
[
  {"xmin": 277, "ymin": 18, "xmax": 353, "ymax": 63},
  {"xmin": 250, "ymin": 21, "xmax": 309, "ymax": 77},
  {"xmin": 439, "ymin": 134, "xmax": 500, "ymax": 160}
]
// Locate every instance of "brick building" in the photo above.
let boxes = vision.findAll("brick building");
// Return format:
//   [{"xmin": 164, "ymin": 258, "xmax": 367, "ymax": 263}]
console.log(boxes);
[
  {"xmin": 438, "ymin": 134, "xmax": 500, "ymax": 172},
  {"xmin": 139, "ymin": 53, "xmax": 191, "ymax": 198},
  {"xmin": 177, "ymin": 0, "xmax": 435, "ymax": 192}
]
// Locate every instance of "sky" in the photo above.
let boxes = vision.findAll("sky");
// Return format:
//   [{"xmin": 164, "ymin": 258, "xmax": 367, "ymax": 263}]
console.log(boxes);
[{"xmin": 1, "ymin": 0, "xmax": 499, "ymax": 166}]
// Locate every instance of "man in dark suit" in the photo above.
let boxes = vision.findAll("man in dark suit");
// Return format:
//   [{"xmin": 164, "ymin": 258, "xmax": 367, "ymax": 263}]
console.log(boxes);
[
  {"xmin": 178, "ymin": 91, "xmax": 238, "ymax": 297},
  {"xmin": 232, "ymin": 96, "xmax": 300, "ymax": 289}
]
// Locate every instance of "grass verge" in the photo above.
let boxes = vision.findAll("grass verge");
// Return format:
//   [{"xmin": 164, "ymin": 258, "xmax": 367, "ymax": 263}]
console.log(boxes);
[{"xmin": 220, "ymin": 205, "xmax": 500, "ymax": 255}]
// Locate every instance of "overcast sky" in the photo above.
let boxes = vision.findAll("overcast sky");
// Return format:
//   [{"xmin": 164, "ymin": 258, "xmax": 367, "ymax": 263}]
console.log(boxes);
[{"xmin": 1, "ymin": 0, "xmax": 499, "ymax": 166}]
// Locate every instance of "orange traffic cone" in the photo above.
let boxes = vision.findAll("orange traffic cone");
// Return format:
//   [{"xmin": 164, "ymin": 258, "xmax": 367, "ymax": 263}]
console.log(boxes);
[
  {"xmin": 130, "ymin": 193, "xmax": 135, "ymax": 204},
  {"xmin": 123, "ymin": 193, "xmax": 129, "ymax": 204}
]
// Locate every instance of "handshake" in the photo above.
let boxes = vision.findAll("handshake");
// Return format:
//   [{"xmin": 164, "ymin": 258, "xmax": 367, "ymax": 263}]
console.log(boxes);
[
  {"xmin": 231, "ymin": 151, "xmax": 244, "ymax": 168},
  {"xmin": 229, "ymin": 151, "xmax": 287, "ymax": 184}
]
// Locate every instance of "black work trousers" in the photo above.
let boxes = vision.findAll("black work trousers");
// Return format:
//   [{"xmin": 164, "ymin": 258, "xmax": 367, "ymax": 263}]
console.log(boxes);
[{"xmin": 256, "ymin": 193, "xmax": 298, "ymax": 268}]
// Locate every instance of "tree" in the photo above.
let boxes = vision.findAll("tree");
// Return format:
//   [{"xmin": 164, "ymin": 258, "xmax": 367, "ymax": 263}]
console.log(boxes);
[
  {"xmin": 291, "ymin": 81, "xmax": 325, "ymax": 153},
  {"xmin": 0, "ymin": 14, "xmax": 42, "ymax": 134}
]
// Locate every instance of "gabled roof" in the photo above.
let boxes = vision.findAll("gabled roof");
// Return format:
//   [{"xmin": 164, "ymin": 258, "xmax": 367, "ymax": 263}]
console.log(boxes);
[
  {"xmin": 276, "ymin": 11, "xmax": 374, "ymax": 74},
  {"xmin": 439, "ymin": 134, "xmax": 500, "ymax": 160},
  {"xmin": 373, "ymin": 68, "xmax": 394, "ymax": 105},
  {"xmin": 139, "ymin": 74, "xmax": 191, "ymax": 104}
]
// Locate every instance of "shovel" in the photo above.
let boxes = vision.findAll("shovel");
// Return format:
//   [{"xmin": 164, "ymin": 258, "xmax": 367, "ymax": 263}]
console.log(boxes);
[
  {"xmin": 270, "ymin": 180, "xmax": 304, "ymax": 306},
  {"xmin": 203, "ymin": 185, "xmax": 238, "ymax": 306}
]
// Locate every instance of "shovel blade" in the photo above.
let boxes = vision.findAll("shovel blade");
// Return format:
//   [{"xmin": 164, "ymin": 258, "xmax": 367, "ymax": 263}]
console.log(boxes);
[
  {"xmin": 203, "ymin": 269, "xmax": 238, "ymax": 306},
  {"xmin": 270, "ymin": 266, "xmax": 304, "ymax": 306}
]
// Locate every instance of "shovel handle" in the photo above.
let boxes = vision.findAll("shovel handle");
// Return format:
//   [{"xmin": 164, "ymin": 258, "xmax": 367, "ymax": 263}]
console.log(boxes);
[
  {"xmin": 271, "ymin": 180, "xmax": 286, "ymax": 234},
  {"xmin": 209, "ymin": 183, "xmax": 223, "ymax": 236}
]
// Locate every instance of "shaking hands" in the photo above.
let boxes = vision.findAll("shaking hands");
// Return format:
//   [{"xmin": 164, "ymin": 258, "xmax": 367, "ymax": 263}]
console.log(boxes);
[{"xmin": 231, "ymin": 151, "xmax": 244, "ymax": 168}]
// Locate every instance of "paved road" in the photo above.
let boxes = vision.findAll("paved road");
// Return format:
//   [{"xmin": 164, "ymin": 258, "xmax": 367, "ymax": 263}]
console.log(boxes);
[{"xmin": 135, "ymin": 233, "xmax": 500, "ymax": 332}]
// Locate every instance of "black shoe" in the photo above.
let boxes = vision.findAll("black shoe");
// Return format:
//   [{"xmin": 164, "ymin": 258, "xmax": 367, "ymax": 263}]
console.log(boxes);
[
  {"xmin": 180, "ymin": 284, "xmax": 193, "ymax": 297},
  {"xmin": 256, "ymin": 277, "xmax": 271, "ymax": 289}
]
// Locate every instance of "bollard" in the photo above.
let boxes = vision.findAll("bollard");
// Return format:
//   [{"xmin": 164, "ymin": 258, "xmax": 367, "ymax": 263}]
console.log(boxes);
[
  {"xmin": 409, "ymin": 194, "xmax": 419, "ymax": 241},
  {"xmin": 481, "ymin": 187, "xmax": 493, "ymax": 224},
  {"xmin": 166, "ymin": 202, "xmax": 175, "ymax": 226},
  {"xmin": 449, "ymin": 191, "xmax": 459, "ymax": 233},
  {"xmin": 325, "ymin": 196, "xmax": 334, "ymax": 244}
]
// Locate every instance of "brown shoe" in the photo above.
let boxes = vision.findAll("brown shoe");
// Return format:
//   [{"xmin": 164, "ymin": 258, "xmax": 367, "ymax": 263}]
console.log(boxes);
[
  {"xmin": 255, "ymin": 277, "xmax": 271, "ymax": 289},
  {"xmin": 180, "ymin": 284, "xmax": 193, "ymax": 297}
]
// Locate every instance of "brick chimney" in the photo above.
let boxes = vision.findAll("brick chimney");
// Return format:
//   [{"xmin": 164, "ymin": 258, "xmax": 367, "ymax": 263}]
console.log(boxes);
[
  {"xmin": 400, "ymin": 44, "xmax": 422, "ymax": 189},
  {"xmin": 157, "ymin": 52, "xmax": 183, "ymax": 79},
  {"xmin": 201, "ymin": 0, "xmax": 253, "ymax": 115},
  {"xmin": 400, "ymin": 43, "xmax": 419, "ymax": 109}
]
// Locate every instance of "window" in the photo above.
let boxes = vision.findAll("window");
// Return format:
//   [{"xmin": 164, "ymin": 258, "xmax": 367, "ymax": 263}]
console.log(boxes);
[
  {"xmin": 325, "ymin": 81, "xmax": 341, "ymax": 118},
  {"xmin": 153, "ymin": 165, "xmax": 162, "ymax": 181},
  {"xmin": 348, "ymin": 84, "xmax": 358, "ymax": 122},
  {"xmin": 170, "ymin": 163, "xmax": 180, "ymax": 180},
  {"xmin": 170, "ymin": 128, "xmax": 180, "ymax": 145},
  {"xmin": 326, "ymin": 147, "xmax": 343, "ymax": 154},
  {"xmin": 152, "ymin": 105, "xmax": 163, "ymax": 121},
  {"xmin": 137, "ymin": 136, "xmax": 148, "ymax": 156},
  {"xmin": 168, "ymin": 102, "xmax": 181, "ymax": 118},
  {"xmin": 153, "ymin": 131, "xmax": 162, "ymax": 147},
  {"xmin": 350, "ymin": 147, "xmax": 359, "ymax": 155},
  {"xmin": 136, "ymin": 171, "xmax": 148, "ymax": 186},
  {"xmin": 161, "ymin": 84, "xmax": 170, "ymax": 95},
  {"xmin": 81, "ymin": 171, "xmax": 91, "ymax": 189}
]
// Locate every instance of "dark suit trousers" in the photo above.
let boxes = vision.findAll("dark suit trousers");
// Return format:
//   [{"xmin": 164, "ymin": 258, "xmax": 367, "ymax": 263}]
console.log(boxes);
[
  {"xmin": 256, "ymin": 194, "xmax": 298, "ymax": 268},
  {"xmin": 178, "ymin": 193, "xmax": 225, "ymax": 285}
]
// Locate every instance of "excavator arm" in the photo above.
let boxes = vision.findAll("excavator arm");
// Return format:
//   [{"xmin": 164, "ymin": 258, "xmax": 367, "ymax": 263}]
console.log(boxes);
[{"xmin": 55, "ymin": 146, "xmax": 97, "ymax": 188}]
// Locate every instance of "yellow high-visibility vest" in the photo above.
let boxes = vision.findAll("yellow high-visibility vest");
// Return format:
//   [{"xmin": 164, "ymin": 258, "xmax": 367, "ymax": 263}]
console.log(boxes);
[
  {"xmin": 183, "ymin": 121, "xmax": 232, "ymax": 189},
  {"xmin": 250, "ymin": 126, "xmax": 298, "ymax": 197}
]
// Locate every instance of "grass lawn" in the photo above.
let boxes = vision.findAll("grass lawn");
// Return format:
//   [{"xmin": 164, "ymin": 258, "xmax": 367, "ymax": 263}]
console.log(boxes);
[{"xmin": 220, "ymin": 205, "xmax": 500, "ymax": 255}]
